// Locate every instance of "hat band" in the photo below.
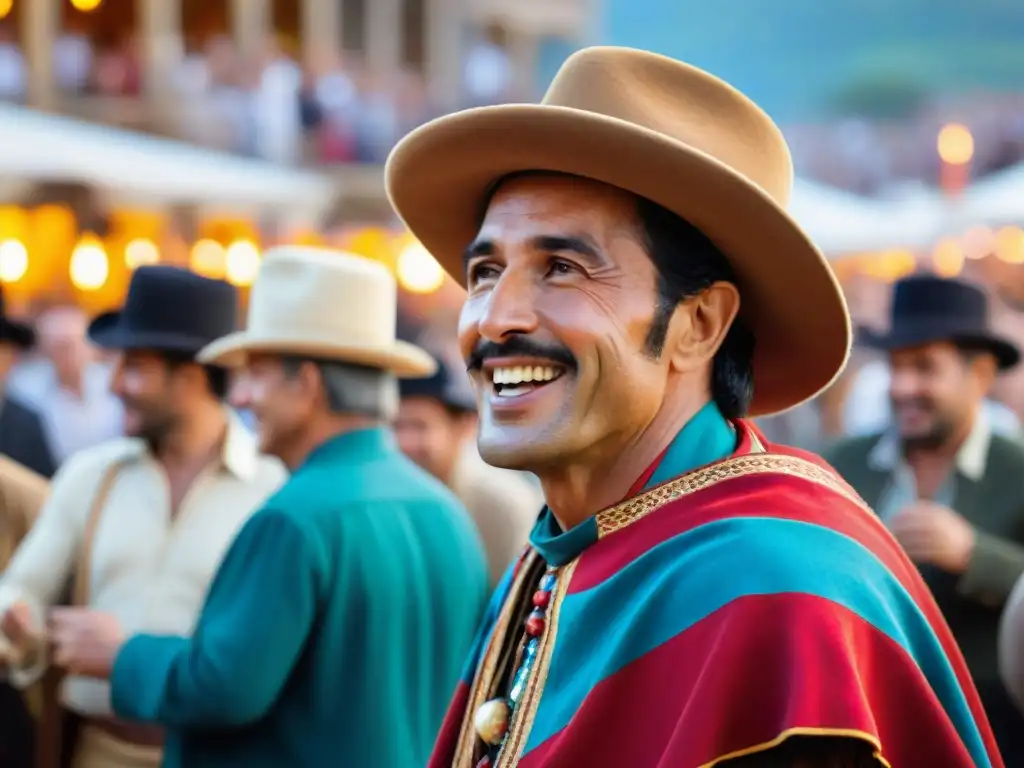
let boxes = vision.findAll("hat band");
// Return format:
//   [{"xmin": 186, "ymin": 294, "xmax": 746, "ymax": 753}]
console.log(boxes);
[{"xmin": 889, "ymin": 314, "xmax": 990, "ymax": 335}]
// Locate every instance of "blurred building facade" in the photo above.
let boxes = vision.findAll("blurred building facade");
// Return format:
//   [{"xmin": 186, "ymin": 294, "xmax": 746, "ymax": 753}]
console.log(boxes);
[{"xmin": 7, "ymin": 0, "xmax": 589, "ymax": 145}]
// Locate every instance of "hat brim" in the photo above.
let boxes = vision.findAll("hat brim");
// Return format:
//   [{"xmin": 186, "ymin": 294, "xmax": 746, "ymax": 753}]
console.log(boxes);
[
  {"xmin": 88, "ymin": 311, "xmax": 216, "ymax": 356},
  {"xmin": 385, "ymin": 105, "xmax": 850, "ymax": 417},
  {"xmin": 0, "ymin": 317, "xmax": 35, "ymax": 349},
  {"xmin": 197, "ymin": 332, "xmax": 438, "ymax": 379},
  {"xmin": 859, "ymin": 326, "xmax": 1021, "ymax": 371}
]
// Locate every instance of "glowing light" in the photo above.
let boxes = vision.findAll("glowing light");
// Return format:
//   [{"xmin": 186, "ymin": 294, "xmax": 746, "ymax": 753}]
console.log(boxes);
[
  {"xmin": 70, "ymin": 0, "xmax": 103, "ymax": 11},
  {"xmin": 932, "ymin": 238, "xmax": 964, "ymax": 278},
  {"xmin": 125, "ymin": 238, "xmax": 160, "ymax": 269},
  {"xmin": 289, "ymin": 230, "xmax": 324, "ymax": 247},
  {"xmin": 937, "ymin": 123, "xmax": 974, "ymax": 165},
  {"xmin": 69, "ymin": 236, "xmax": 109, "ymax": 291},
  {"xmin": 0, "ymin": 240, "xmax": 28, "ymax": 283},
  {"xmin": 0, "ymin": 0, "xmax": 12, "ymax": 21},
  {"xmin": 225, "ymin": 240, "xmax": 261, "ymax": 286},
  {"xmin": 963, "ymin": 226, "xmax": 995, "ymax": 260},
  {"xmin": 995, "ymin": 227, "xmax": 1024, "ymax": 264},
  {"xmin": 396, "ymin": 241, "xmax": 446, "ymax": 294},
  {"xmin": 869, "ymin": 249, "xmax": 917, "ymax": 282},
  {"xmin": 190, "ymin": 239, "xmax": 226, "ymax": 278}
]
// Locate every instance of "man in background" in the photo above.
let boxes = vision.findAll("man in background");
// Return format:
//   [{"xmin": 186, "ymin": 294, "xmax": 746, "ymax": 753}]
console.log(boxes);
[
  {"xmin": 83, "ymin": 248, "xmax": 487, "ymax": 768},
  {"xmin": 397, "ymin": 353, "xmax": 542, "ymax": 585},
  {"xmin": 0, "ymin": 266, "xmax": 285, "ymax": 768},
  {"xmin": 827, "ymin": 274, "xmax": 1024, "ymax": 762},
  {"xmin": 0, "ymin": 288, "xmax": 54, "ymax": 477},
  {"xmin": 10, "ymin": 305, "xmax": 123, "ymax": 462}
]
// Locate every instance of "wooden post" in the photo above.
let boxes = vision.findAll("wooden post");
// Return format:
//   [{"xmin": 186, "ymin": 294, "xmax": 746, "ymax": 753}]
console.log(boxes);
[
  {"xmin": 366, "ymin": 0, "xmax": 403, "ymax": 77},
  {"xmin": 424, "ymin": 0, "xmax": 465, "ymax": 110},
  {"xmin": 231, "ymin": 0, "xmax": 272, "ymax": 62},
  {"xmin": 21, "ymin": 0, "xmax": 58, "ymax": 110},
  {"xmin": 301, "ymin": 0, "xmax": 342, "ymax": 67}
]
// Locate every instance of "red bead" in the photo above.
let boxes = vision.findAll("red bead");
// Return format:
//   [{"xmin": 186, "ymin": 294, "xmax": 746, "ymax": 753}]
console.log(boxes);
[
  {"xmin": 532, "ymin": 590, "xmax": 550, "ymax": 609},
  {"xmin": 475, "ymin": 757, "xmax": 492, "ymax": 768},
  {"xmin": 525, "ymin": 615, "xmax": 546, "ymax": 636}
]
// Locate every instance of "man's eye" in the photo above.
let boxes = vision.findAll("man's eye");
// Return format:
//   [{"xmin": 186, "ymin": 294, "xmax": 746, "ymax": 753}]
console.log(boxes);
[
  {"xmin": 548, "ymin": 259, "xmax": 576, "ymax": 276},
  {"xmin": 468, "ymin": 263, "xmax": 499, "ymax": 283}
]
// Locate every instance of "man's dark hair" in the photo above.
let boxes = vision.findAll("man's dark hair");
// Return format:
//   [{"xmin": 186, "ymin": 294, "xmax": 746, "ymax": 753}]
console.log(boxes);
[
  {"xmin": 634, "ymin": 196, "xmax": 755, "ymax": 419},
  {"xmin": 280, "ymin": 356, "xmax": 398, "ymax": 421},
  {"xmin": 161, "ymin": 351, "xmax": 229, "ymax": 400}
]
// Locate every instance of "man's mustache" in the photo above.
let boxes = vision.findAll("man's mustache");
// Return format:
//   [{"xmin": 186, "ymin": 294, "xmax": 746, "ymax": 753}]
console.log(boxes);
[
  {"xmin": 466, "ymin": 337, "xmax": 577, "ymax": 373},
  {"xmin": 891, "ymin": 397, "xmax": 934, "ymax": 411}
]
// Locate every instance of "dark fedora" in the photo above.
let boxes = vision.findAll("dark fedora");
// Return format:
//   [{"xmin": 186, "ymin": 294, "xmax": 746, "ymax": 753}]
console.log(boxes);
[
  {"xmin": 861, "ymin": 274, "xmax": 1020, "ymax": 370},
  {"xmin": 399, "ymin": 351, "xmax": 476, "ymax": 412},
  {"xmin": 88, "ymin": 266, "xmax": 238, "ymax": 357},
  {"xmin": 0, "ymin": 287, "xmax": 34, "ymax": 349}
]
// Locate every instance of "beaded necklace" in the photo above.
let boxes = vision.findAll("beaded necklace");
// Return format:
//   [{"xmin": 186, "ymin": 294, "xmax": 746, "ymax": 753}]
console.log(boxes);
[{"xmin": 471, "ymin": 567, "xmax": 558, "ymax": 767}]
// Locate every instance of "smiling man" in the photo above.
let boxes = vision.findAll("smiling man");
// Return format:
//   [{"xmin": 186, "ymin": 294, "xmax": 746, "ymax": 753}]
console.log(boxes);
[
  {"xmin": 829, "ymin": 274, "xmax": 1024, "ymax": 762},
  {"xmin": 386, "ymin": 47, "xmax": 1003, "ymax": 768}
]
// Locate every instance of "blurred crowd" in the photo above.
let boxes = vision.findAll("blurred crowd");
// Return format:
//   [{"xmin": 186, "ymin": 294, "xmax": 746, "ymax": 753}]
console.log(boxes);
[
  {"xmin": 4, "ymin": 19, "xmax": 1024, "ymax": 191},
  {"xmin": 789, "ymin": 95, "xmax": 1024, "ymax": 194},
  {"xmin": 0, "ymin": 22, "xmax": 517, "ymax": 165}
]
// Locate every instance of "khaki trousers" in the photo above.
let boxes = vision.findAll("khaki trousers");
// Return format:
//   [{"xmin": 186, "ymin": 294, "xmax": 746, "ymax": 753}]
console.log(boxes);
[{"xmin": 71, "ymin": 726, "xmax": 163, "ymax": 768}]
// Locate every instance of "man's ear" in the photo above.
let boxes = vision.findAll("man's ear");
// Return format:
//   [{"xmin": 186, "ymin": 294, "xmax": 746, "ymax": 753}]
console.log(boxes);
[
  {"xmin": 665, "ymin": 281, "xmax": 740, "ymax": 374},
  {"xmin": 969, "ymin": 351, "xmax": 998, "ymax": 393},
  {"xmin": 287, "ymin": 360, "xmax": 322, "ymax": 407}
]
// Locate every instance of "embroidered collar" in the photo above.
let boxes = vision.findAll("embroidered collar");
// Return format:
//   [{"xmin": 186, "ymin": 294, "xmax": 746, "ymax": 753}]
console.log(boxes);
[{"xmin": 529, "ymin": 402, "xmax": 737, "ymax": 567}]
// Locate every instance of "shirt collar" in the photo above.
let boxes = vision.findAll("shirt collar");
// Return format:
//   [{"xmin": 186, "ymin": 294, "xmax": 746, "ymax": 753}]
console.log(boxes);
[
  {"xmin": 529, "ymin": 402, "xmax": 738, "ymax": 567},
  {"xmin": 298, "ymin": 425, "xmax": 394, "ymax": 471},
  {"xmin": 867, "ymin": 409, "xmax": 992, "ymax": 482}
]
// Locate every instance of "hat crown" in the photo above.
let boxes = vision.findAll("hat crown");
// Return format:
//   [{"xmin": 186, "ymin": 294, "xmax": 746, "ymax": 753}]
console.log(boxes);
[
  {"xmin": 245, "ymin": 247, "xmax": 399, "ymax": 351},
  {"xmin": 541, "ymin": 47, "xmax": 793, "ymax": 204},
  {"xmin": 122, "ymin": 265, "xmax": 238, "ymax": 340},
  {"xmin": 891, "ymin": 275, "xmax": 990, "ymax": 326}
]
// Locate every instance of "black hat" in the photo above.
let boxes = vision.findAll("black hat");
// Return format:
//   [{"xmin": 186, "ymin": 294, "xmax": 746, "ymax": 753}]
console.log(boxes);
[
  {"xmin": 0, "ymin": 286, "xmax": 34, "ymax": 349},
  {"xmin": 860, "ymin": 274, "xmax": 1020, "ymax": 370},
  {"xmin": 399, "ymin": 353, "xmax": 476, "ymax": 412},
  {"xmin": 88, "ymin": 266, "xmax": 238, "ymax": 357}
]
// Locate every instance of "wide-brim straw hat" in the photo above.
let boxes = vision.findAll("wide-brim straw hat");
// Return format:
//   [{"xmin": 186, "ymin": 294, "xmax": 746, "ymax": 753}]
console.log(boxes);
[
  {"xmin": 198, "ymin": 246, "xmax": 436, "ymax": 378},
  {"xmin": 385, "ymin": 46, "xmax": 851, "ymax": 416}
]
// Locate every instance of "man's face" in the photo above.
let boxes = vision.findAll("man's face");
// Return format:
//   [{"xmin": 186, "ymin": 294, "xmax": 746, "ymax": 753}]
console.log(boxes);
[
  {"xmin": 229, "ymin": 354, "xmax": 313, "ymax": 460},
  {"xmin": 889, "ymin": 341, "xmax": 995, "ymax": 449},
  {"xmin": 458, "ymin": 175, "xmax": 676, "ymax": 470},
  {"xmin": 37, "ymin": 308, "xmax": 89, "ymax": 384},
  {"xmin": 110, "ymin": 350, "xmax": 188, "ymax": 446},
  {"xmin": 395, "ymin": 396, "xmax": 469, "ymax": 482}
]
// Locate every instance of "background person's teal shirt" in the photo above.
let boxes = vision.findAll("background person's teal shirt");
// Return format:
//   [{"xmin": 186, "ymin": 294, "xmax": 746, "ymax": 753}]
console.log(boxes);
[{"xmin": 110, "ymin": 427, "xmax": 489, "ymax": 768}]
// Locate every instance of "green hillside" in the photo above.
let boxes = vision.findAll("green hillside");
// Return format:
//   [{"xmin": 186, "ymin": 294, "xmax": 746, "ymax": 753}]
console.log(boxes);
[{"xmin": 601, "ymin": 0, "xmax": 1024, "ymax": 120}]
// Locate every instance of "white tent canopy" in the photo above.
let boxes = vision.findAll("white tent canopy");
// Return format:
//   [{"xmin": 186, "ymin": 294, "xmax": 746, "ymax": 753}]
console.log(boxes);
[
  {"xmin": 0, "ymin": 104, "xmax": 336, "ymax": 220},
  {"xmin": 959, "ymin": 163, "xmax": 1024, "ymax": 226},
  {"xmin": 788, "ymin": 178, "xmax": 944, "ymax": 255}
]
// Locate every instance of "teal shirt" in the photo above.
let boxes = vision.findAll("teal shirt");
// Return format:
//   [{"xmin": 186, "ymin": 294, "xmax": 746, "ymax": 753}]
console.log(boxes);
[
  {"xmin": 111, "ymin": 427, "xmax": 489, "ymax": 768},
  {"xmin": 529, "ymin": 402, "xmax": 737, "ymax": 565}
]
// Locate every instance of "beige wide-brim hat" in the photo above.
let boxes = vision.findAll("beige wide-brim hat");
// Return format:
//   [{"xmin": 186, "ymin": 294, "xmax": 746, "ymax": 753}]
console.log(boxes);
[
  {"xmin": 198, "ymin": 246, "xmax": 436, "ymax": 378},
  {"xmin": 385, "ymin": 46, "xmax": 851, "ymax": 416}
]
